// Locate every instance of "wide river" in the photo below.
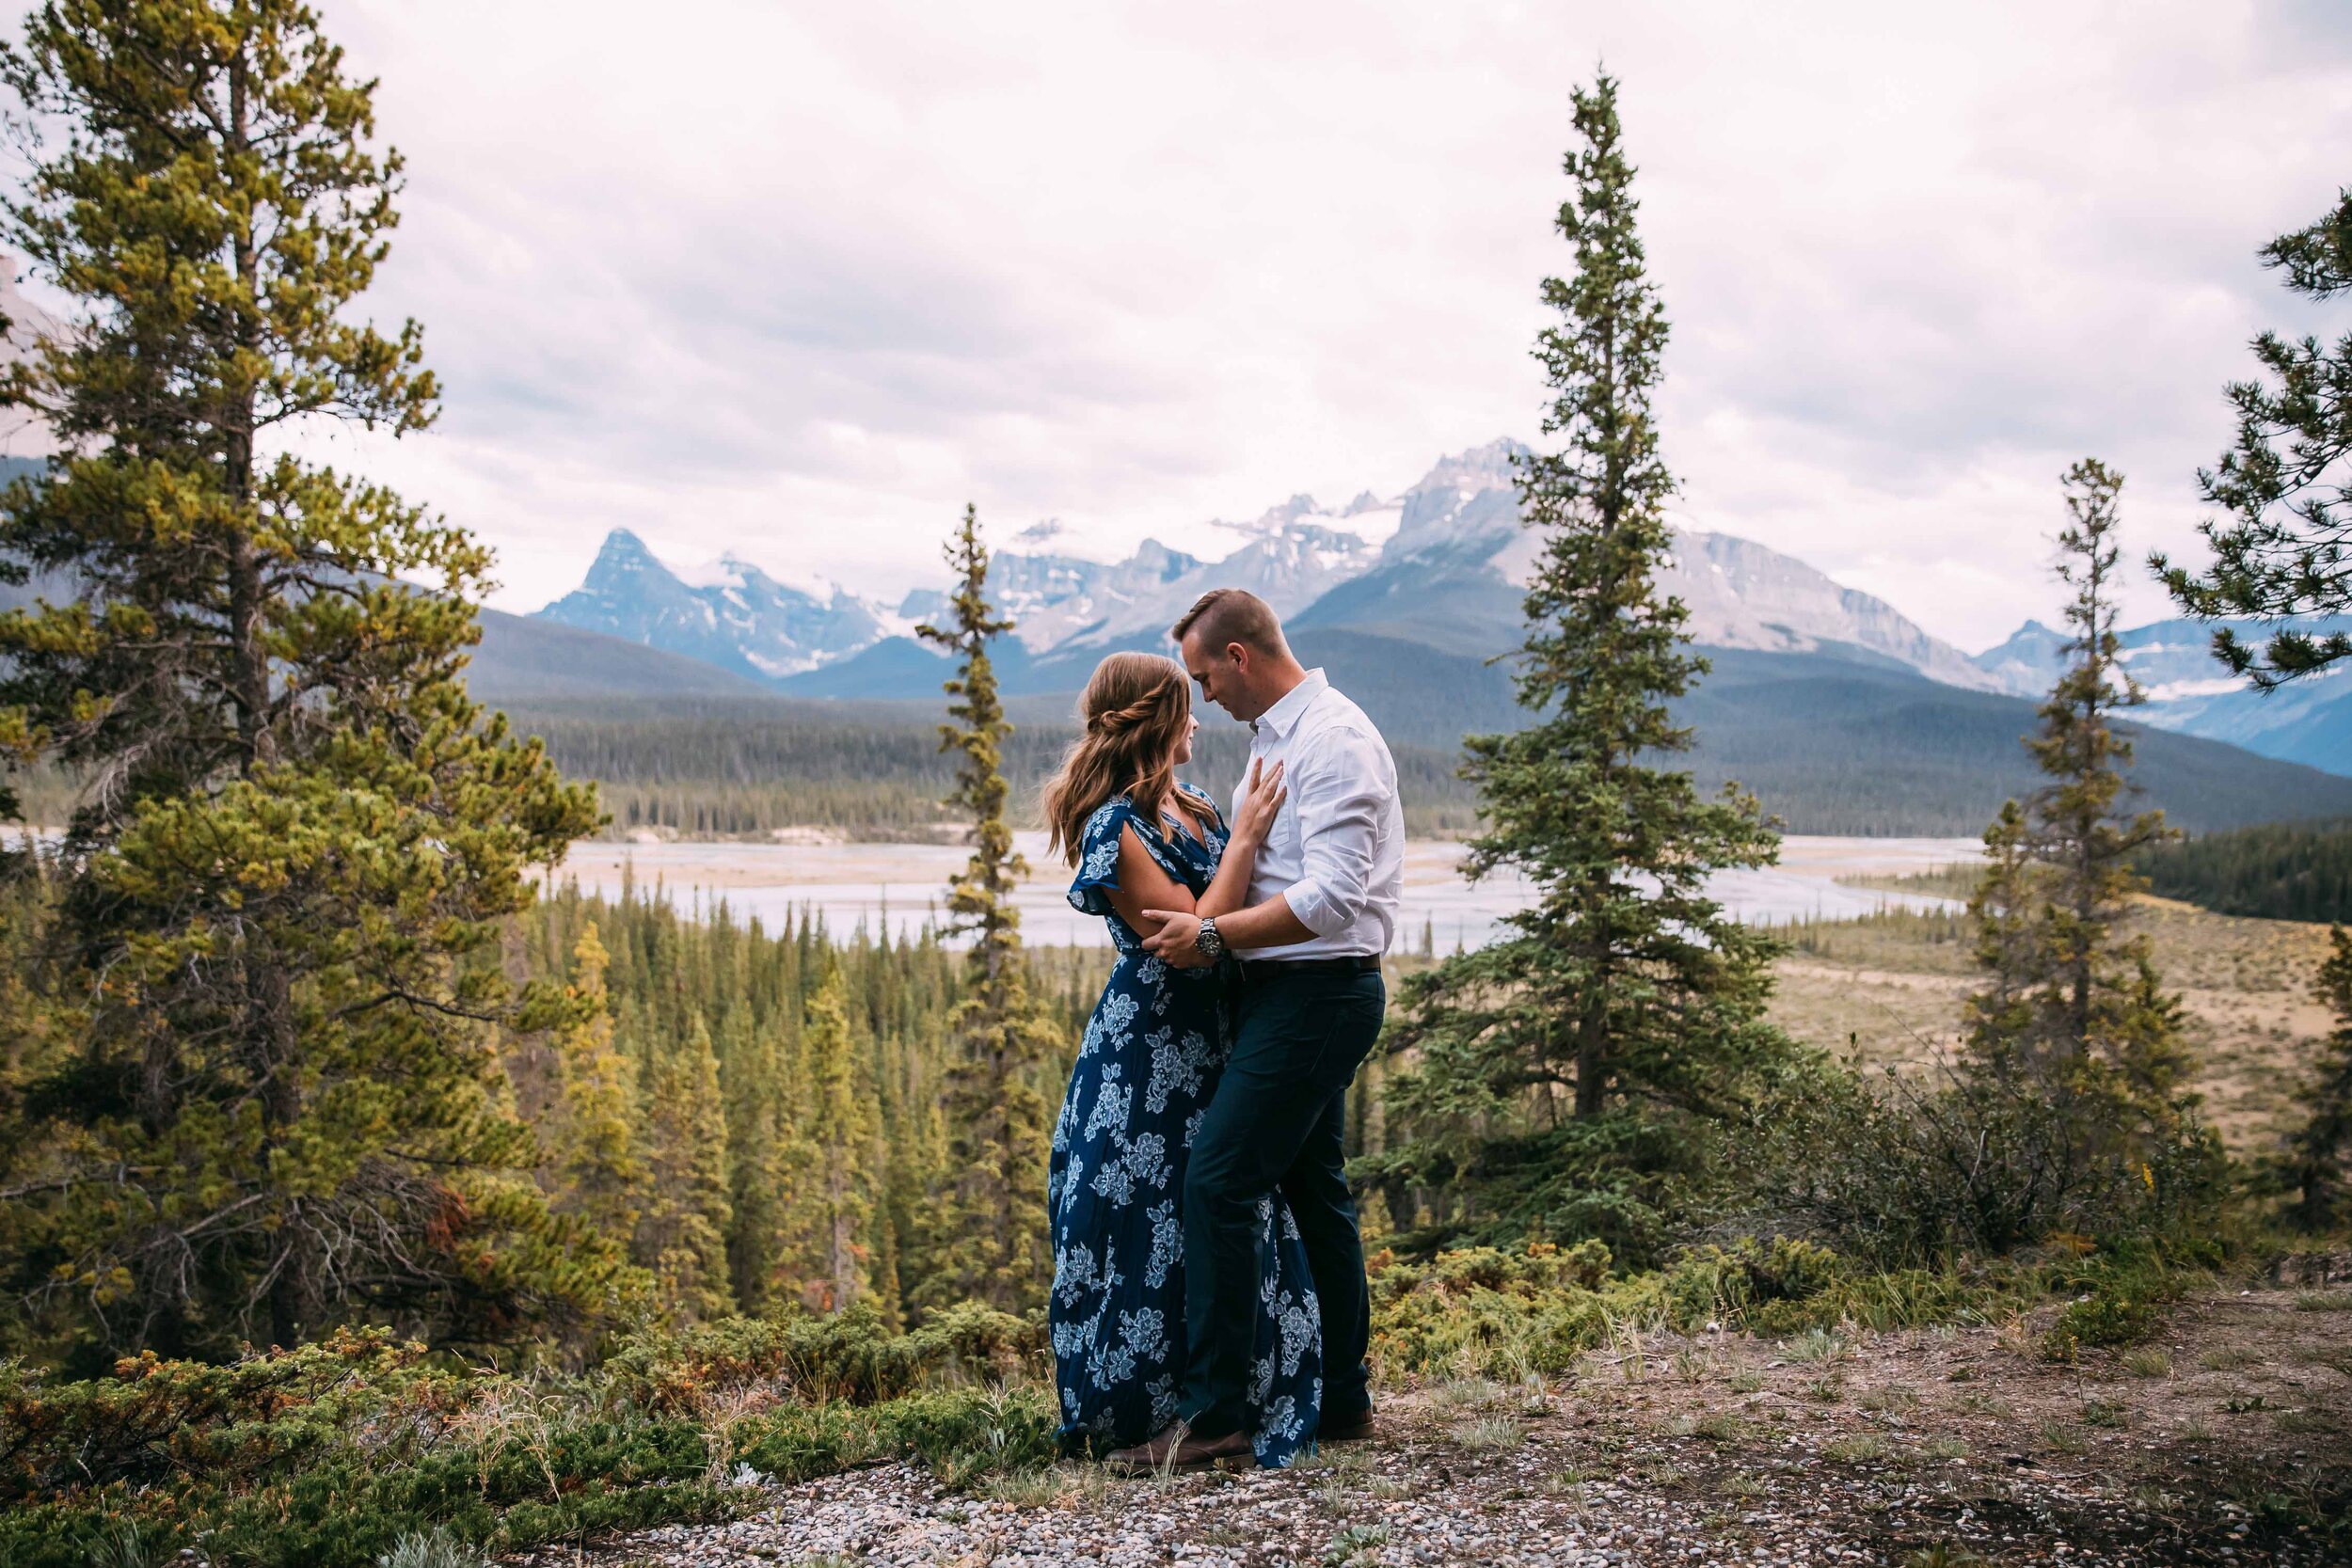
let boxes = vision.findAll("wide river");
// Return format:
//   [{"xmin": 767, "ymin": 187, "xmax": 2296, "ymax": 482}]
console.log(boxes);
[{"xmin": 552, "ymin": 833, "xmax": 1980, "ymax": 950}]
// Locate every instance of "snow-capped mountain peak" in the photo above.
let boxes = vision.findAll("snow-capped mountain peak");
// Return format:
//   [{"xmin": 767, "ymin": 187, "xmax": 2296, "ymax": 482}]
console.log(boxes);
[
  {"xmin": 1392, "ymin": 437, "xmax": 1529, "ymax": 548},
  {"xmin": 537, "ymin": 530, "xmax": 894, "ymax": 680},
  {"xmin": 531, "ymin": 441, "xmax": 2004, "ymax": 701}
]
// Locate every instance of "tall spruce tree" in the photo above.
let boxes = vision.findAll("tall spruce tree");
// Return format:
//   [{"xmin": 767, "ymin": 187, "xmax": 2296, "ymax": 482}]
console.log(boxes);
[
  {"xmin": 1379, "ymin": 72, "xmax": 1788, "ymax": 1257},
  {"xmin": 2285, "ymin": 926, "xmax": 2352, "ymax": 1230},
  {"xmin": 2154, "ymin": 187, "xmax": 2352, "ymax": 687},
  {"xmin": 1963, "ymin": 463, "xmax": 2195, "ymax": 1138},
  {"xmin": 910, "ymin": 506, "xmax": 1058, "ymax": 1313},
  {"xmin": 548, "ymin": 924, "xmax": 645, "ymax": 1245},
  {"xmin": 796, "ymin": 968, "xmax": 877, "ymax": 1311},
  {"xmin": 722, "ymin": 1013, "xmax": 792, "ymax": 1314},
  {"xmin": 636, "ymin": 1012, "xmax": 734, "ymax": 1322},
  {"xmin": 0, "ymin": 0, "xmax": 603, "ymax": 1356}
]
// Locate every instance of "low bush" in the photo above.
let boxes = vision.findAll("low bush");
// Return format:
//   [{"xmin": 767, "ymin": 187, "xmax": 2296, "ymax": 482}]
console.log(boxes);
[
  {"xmin": 1661, "ymin": 1237, "xmax": 1845, "ymax": 1334},
  {"xmin": 0, "ymin": 1314, "xmax": 1050, "ymax": 1568},
  {"xmin": 602, "ymin": 1300, "xmax": 1039, "ymax": 1412},
  {"xmin": 1365, "ymin": 1227, "xmax": 2206, "ymax": 1381},
  {"xmin": 0, "ymin": 1241, "xmax": 2212, "ymax": 1562},
  {"xmin": 2038, "ymin": 1246, "xmax": 2196, "ymax": 1362},
  {"xmin": 1754, "ymin": 1056, "xmax": 2233, "ymax": 1267},
  {"xmin": 1367, "ymin": 1242, "xmax": 1643, "ymax": 1377}
]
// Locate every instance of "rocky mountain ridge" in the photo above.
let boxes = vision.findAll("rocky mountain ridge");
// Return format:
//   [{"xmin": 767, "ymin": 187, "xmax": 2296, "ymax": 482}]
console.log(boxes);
[
  {"xmin": 526, "ymin": 440, "xmax": 2344, "ymax": 776},
  {"xmin": 534, "ymin": 438, "xmax": 1991, "ymax": 689}
]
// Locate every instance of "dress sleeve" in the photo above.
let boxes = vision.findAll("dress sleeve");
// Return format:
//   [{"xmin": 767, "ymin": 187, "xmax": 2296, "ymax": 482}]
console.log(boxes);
[
  {"xmin": 1068, "ymin": 799, "xmax": 1136, "ymax": 916},
  {"xmin": 1068, "ymin": 797, "xmax": 1192, "ymax": 915}
]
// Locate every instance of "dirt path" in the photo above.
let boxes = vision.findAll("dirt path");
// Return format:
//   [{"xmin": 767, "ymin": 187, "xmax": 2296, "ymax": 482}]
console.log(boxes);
[{"xmin": 531, "ymin": 1287, "xmax": 2350, "ymax": 1568}]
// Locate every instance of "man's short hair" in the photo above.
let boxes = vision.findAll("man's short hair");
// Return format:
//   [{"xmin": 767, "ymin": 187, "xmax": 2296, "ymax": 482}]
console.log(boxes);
[{"xmin": 1170, "ymin": 588, "xmax": 1285, "ymax": 656}]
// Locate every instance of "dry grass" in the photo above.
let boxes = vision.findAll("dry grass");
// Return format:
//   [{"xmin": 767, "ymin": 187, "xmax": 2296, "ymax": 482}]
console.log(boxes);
[{"xmin": 1765, "ymin": 895, "xmax": 2336, "ymax": 1148}]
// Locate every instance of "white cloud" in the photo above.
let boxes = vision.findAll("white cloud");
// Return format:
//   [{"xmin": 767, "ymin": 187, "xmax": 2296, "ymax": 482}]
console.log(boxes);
[{"xmin": 8, "ymin": 0, "xmax": 2349, "ymax": 653}]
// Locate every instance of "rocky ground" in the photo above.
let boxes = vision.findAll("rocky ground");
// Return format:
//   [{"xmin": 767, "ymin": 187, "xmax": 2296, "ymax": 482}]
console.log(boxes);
[{"xmin": 521, "ymin": 1286, "xmax": 2351, "ymax": 1568}]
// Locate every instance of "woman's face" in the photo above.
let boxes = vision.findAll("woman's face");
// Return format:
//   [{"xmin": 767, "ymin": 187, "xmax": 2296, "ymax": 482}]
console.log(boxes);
[{"xmin": 1172, "ymin": 710, "xmax": 1199, "ymax": 766}]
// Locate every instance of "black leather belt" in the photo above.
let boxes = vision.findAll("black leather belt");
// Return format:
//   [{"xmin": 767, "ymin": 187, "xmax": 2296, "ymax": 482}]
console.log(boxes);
[{"xmin": 1236, "ymin": 955, "xmax": 1383, "ymax": 984}]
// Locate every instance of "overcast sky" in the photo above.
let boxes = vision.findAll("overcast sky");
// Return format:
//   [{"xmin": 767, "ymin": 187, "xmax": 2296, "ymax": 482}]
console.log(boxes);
[{"xmin": 11, "ymin": 0, "xmax": 2351, "ymax": 651}]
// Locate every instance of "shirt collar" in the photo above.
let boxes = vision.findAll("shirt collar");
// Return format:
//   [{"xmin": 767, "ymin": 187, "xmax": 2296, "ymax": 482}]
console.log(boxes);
[{"xmin": 1252, "ymin": 668, "xmax": 1327, "ymax": 741}]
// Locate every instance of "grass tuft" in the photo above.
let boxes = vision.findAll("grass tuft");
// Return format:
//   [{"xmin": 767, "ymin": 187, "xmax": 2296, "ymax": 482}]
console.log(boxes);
[
  {"xmin": 1822, "ymin": 1433, "xmax": 1888, "ymax": 1464},
  {"xmin": 1448, "ymin": 1415, "xmax": 1525, "ymax": 1452},
  {"xmin": 974, "ymin": 1465, "xmax": 1066, "ymax": 1508},
  {"xmin": 1324, "ymin": 1522, "xmax": 1393, "ymax": 1565}
]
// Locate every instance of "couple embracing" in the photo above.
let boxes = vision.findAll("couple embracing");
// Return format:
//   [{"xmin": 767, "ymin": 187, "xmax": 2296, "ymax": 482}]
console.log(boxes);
[{"xmin": 1040, "ymin": 587, "xmax": 1404, "ymax": 1470}]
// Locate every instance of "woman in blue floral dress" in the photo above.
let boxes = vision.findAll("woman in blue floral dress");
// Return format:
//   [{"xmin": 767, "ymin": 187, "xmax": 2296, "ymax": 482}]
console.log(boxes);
[{"xmin": 1041, "ymin": 651, "xmax": 1323, "ymax": 1468}]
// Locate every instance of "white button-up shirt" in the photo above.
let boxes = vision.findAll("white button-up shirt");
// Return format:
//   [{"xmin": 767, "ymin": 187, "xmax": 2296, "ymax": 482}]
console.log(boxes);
[{"xmin": 1230, "ymin": 668, "xmax": 1405, "ymax": 960}]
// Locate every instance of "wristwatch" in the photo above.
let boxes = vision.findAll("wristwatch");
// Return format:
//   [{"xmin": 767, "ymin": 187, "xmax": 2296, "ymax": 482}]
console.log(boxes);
[{"xmin": 1193, "ymin": 917, "xmax": 1226, "ymax": 963}]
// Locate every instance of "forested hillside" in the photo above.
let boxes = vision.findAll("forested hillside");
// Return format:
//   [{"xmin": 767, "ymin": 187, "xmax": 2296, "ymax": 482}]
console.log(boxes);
[
  {"xmin": 493, "ymin": 694, "xmax": 1488, "ymax": 838},
  {"xmin": 483, "ymin": 642, "xmax": 2352, "ymax": 840},
  {"xmin": 2135, "ymin": 816, "xmax": 2352, "ymax": 924}
]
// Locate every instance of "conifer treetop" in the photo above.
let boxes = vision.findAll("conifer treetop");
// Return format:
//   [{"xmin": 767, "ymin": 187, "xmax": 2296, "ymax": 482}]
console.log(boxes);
[
  {"xmin": 910, "ymin": 502, "xmax": 1058, "ymax": 1316},
  {"xmin": 1963, "ymin": 460, "xmax": 2193, "ymax": 1142},
  {"xmin": 2154, "ymin": 186, "xmax": 2352, "ymax": 687},
  {"xmin": 915, "ymin": 503, "xmax": 1025, "ymax": 982}
]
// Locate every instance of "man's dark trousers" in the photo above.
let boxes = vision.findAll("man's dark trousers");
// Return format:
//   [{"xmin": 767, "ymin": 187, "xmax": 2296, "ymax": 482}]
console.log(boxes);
[{"xmin": 1179, "ymin": 963, "xmax": 1384, "ymax": 1440}]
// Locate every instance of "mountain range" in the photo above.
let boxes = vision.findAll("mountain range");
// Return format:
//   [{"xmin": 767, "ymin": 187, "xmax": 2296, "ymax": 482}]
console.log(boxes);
[
  {"xmin": 497, "ymin": 437, "xmax": 2352, "ymax": 836},
  {"xmin": 1969, "ymin": 615, "xmax": 2350, "ymax": 775},
  {"xmin": 4, "ymin": 444, "xmax": 2344, "ymax": 837},
  {"xmin": 531, "ymin": 438, "xmax": 2344, "ymax": 778},
  {"xmin": 540, "ymin": 439, "xmax": 2014, "ymax": 693}
]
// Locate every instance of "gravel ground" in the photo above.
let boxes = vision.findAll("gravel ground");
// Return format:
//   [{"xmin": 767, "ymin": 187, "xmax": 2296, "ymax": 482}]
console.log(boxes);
[{"xmin": 523, "ymin": 1288, "xmax": 2352, "ymax": 1568}]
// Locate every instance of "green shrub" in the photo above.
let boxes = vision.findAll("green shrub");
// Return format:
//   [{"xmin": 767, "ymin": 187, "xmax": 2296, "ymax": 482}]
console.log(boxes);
[
  {"xmin": 0, "ymin": 1316, "xmax": 1053, "ymax": 1568},
  {"xmin": 1663, "ymin": 1237, "xmax": 1847, "ymax": 1333},
  {"xmin": 2037, "ymin": 1245, "xmax": 2193, "ymax": 1362},
  {"xmin": 2042, "ymin": 1292, "xmax": 2157, "ymax": 1361},
  {"xmin": 603, "ymin": 1301, "xmax": 1039, "ymax": 1413},
  {"xmin": 0, "ymin": 1327, "xmax": 453, "ymax": 1502},
  {"xmin": 1367, "ymin": 1241, "xmax": 1650, "ymax": 1377},
  {"xmin": 1756, "ymin": 1056, "xmax": 2234, "ymax": 1267}
]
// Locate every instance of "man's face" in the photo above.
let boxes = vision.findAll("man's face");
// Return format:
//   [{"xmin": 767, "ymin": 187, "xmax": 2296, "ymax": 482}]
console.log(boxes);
[{"xmin": 1179, "ymin": 630, "xmax": 1249, "ymax": 721}]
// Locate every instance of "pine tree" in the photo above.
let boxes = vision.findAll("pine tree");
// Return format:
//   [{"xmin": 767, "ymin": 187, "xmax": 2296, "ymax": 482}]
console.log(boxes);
[
  {"xmin": 0, "ymin": 0, "xmax": 603, "ymax": 1355},
  {"xmin": 1965, "ymin": 462, "xmax": 2194, "ymax": 1130},
  {"xmin": 549, "ymin": 925, "xmax": 644, "ymax": 1243},
  {"xmin": 2154, "ymin": 188, "xmax": 2352, "ymax": 687},
  {"xmin": 2285, "ymin": 926, "xmax": 2352, "ymax": 1231},
  {"xmin": 1963, "ymin": 800, "xmax": 2041, "ymax": 1051},
  {"xmin": 637, "ymin": 1013, "xmax": 734, "ymax": 1322},
  {"xmin": 1379, "ymin": 72, "xmax": 1788, "ymax": 1258},
  {"xmin": 798, "ymin": 969, "xmax": 876, "ymax": 1312},
  {"xmin": 910, "ymin": 506, "xmax": 1059, "ymax": 1314},
  {"xmin": 722, "ymin": 1014, "xmax": 791, "ymax": 1314}
]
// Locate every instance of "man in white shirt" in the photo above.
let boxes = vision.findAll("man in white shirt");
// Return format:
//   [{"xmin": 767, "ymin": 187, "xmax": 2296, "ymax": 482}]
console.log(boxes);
[{"xmin": 1111, "ymin": 588, "xmax": 1404, "ymax": 1470}]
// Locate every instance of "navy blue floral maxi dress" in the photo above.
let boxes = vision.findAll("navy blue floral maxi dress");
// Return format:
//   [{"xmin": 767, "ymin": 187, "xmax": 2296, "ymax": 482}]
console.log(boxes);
[{"xmin": 1049, "ymin": 786, "xmax": 1323, "ymax": 1467}]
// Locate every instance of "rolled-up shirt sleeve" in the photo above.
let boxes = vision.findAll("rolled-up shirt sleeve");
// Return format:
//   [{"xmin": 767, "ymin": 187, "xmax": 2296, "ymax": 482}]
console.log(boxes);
[{"xmin": 1279, "ymin": 727, "xmax": 1385, "ymax": 939}]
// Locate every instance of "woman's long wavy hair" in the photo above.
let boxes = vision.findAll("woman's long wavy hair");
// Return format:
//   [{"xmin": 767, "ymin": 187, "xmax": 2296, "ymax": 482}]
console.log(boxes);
[{"xmin": 1042, "ymin": 651, "xmax": 1194, "ymax": 864}]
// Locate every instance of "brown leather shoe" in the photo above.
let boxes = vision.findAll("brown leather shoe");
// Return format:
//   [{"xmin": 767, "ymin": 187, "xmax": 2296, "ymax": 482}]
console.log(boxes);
[
  {"xmin": 1318, "ymin": 1409, "xmax": 1376, "ymax": 1443},
  {"xmin": 1105, "ymin": 1420, "xmax": 1254, "ymax": 1474}
]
